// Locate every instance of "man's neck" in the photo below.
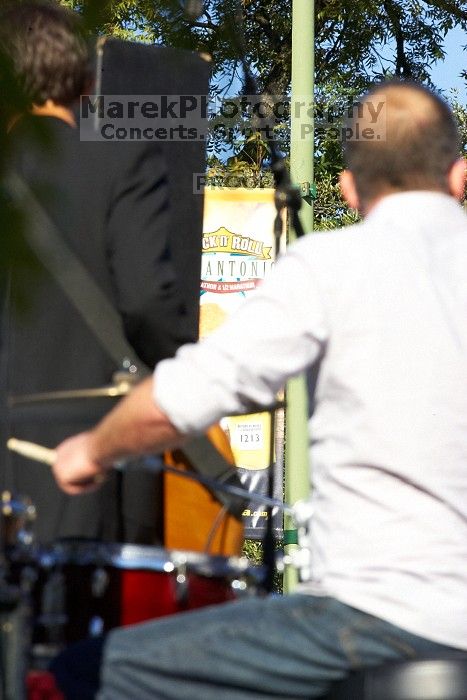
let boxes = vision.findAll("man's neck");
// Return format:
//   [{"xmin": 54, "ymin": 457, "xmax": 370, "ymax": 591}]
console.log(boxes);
[{"xmin": 32, "ymin": 100, "xmax": 76, "ymax": 127}]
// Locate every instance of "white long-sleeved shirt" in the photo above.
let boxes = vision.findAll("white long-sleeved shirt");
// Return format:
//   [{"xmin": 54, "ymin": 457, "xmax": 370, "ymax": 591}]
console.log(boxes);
[{"xmin": 155, "ymin": 191, "xmax": 467, "ymax": 651}]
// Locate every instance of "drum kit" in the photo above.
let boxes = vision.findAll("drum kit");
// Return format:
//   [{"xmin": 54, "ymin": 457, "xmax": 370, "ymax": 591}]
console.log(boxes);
[
  {"xmin": 1, "ymin": 380, "xmax": 286, "ymax": 699},
  {"xmin": 0, "ymin": 503, "xmax": 263, "ymax": 700},
  {"xmin": 1, "ymin": 526, "xmax": 261, "ymax": 654}
]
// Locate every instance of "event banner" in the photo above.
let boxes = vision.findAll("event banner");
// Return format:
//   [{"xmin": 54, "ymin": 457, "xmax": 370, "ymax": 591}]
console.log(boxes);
[{"xmin": 200, "ymin": 188, "xmax": 285, "ymax": 538}]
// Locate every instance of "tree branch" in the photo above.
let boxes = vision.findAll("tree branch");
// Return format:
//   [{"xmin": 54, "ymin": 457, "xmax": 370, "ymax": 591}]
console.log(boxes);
[
  {"xmin": 383, "ymin": 0, "xmax": 413, "ymax": 78},
  {"xmin": 425, "ymin": 0, "xmax": 467, "ymax": 24}
]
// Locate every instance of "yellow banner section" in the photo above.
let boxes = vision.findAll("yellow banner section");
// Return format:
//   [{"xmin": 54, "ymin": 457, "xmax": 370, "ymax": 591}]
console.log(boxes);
[
  {"xmin": 200, "ymin": 190, "xmax": 282, "ymax": 320},
  {"xmin": 200, "ymin": 188, "xmax": 285, "ymax": 534}
]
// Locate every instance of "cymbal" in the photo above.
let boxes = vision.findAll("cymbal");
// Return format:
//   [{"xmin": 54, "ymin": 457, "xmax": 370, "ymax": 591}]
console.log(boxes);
[{"xmin": 8, "ymin": 380, "xmax": 132, "ymax": 407}]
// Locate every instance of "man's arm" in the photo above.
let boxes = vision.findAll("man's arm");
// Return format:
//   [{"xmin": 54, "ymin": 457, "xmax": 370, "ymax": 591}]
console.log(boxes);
[
  {"xmin": 53, "ymin": 239, "xmax": 329, "ymax": 495},
  {"xmin": 52, "ymin": 377, "xmax": 184, "ymax": 495}
]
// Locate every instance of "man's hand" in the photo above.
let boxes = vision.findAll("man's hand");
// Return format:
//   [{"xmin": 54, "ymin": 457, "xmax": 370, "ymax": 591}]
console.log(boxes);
[
  {"xmin": 52, "ymin": 432, "xmax": 110, "ymax": 495},
  {"xmin": 51, "ymin": 376, "xmax": 184, "ymax": 495}
]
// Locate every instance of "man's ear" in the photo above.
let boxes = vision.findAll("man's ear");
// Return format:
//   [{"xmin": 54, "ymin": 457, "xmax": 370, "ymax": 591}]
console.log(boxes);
[
  {"xmin": 339, "ymin": 170, "xmax": 360, "ymax": 211},
  {"xmin": 447, "ymin": 158, "xmax": 466, "ymax": 201}
]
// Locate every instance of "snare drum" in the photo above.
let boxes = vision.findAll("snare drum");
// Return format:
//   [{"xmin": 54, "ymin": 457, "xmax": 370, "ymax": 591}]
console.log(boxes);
[{"xmin": 9, "ymin": 541, "xmax": 259, "ymax": 648}]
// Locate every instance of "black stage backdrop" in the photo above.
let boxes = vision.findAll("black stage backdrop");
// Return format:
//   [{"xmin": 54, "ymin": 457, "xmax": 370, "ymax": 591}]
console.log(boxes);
[{"xmin": 94, "ymin": 38, "xmax": 210, "ymax": 340}]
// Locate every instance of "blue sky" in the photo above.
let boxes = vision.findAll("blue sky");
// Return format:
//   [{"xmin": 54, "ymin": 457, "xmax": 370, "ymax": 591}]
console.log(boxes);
[{"xmin": 430, "ymin": 25, "xmax": 467, "ymax": 100}]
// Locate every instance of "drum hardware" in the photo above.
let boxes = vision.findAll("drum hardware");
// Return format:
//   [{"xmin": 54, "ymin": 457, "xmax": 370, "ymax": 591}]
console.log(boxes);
[
  {"xmin": 88, "ymin": 615, "xmax": 105, "ymax": 638},
  {"xmin": 275, "ymin": 547, "xmax": 312, "ymax": 582},
  {"xmin": 6, "ymin": 370, "xmax": 137, "ymax": 426},
  {"xmin": 1, "ymin": 491, "xmax": 36, "ymax": 550},
  {"xmin": 230, "ymin": 576, "xmax": 249, "ymax": 594},
  {"xmin": 173, "ymin": 561, "xmax": 189, "ymax": 606},
  {"xmin": 91, "ymin": 567, "xmax": 109, "ymax": 598},
  {"xmin": 0, "ymin": 580, "xmax": 20, "ymax": 611},
  {"xmin": 18, "ymin": 566, "xmax": 38, "ymax": 596},
  {"xmin": 37, "ymin": 569, "xmax": 67, "ymax": 646},
  {"xmin": 7, "ymin": 369, "xmax": 136, "ymax": 408},
  {"xmin": 0, "ymin": 594, "xmax": 31, "ymax": 700},
  {"xmin": 72, "ymin": 555, "xmax": 109, "ymax": 638},
  {"xmin": 274, "ymin": 500, "xmax": 314, "ymax": 583}
]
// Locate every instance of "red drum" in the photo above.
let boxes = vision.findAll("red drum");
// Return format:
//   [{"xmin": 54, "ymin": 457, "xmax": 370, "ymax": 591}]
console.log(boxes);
[{"xmin": 9, "ymin": 542, "xmax": 259, "ymax": 649}]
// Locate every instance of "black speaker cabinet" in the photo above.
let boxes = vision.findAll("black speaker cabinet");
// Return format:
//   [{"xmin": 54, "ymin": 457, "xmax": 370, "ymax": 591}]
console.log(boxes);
[{"xmin": 92, "ymin": 39, "xmax": 211, "ymax": 341}]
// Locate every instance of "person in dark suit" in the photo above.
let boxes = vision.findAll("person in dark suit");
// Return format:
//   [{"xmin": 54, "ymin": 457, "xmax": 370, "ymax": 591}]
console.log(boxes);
[{"xmin": 1, "ymin": 1, "xmax": 195, "ymax": 544}]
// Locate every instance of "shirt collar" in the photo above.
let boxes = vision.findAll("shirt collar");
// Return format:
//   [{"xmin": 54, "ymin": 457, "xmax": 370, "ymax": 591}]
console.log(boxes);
[{"xmin": 365, "ymin": 191, "xmax": 463, "ymax": 226}]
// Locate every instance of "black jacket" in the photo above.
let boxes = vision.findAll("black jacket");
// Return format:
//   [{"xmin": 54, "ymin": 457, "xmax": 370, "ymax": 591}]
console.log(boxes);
[{"xmin": 2, "ymin": 114, "xmax": 195, "ymax": 543}]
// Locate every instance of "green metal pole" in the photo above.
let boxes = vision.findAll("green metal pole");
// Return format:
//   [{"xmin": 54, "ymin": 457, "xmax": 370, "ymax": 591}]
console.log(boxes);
[
  {"xmin": 290, "ymin": 0, "xmax": 315, "ymax": 235},
  {"xmin": 283, "ymin": 0, "xmax": 314, "ymax": 593}
]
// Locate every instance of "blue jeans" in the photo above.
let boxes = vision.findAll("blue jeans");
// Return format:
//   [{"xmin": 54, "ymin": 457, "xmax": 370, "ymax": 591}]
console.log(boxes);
[{"xmin": 94, "ymin": 594, "xmax": 459, "ymax": 699}]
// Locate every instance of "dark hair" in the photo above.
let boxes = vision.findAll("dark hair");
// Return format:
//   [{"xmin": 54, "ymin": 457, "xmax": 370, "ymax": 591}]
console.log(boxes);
[
  {"xmin": 343, "ymin": 81, "xmax": 461, "ymax": 205},
  {"xmin": 0, "ymin": 1, "xmax": 90, "ymax": 107}
]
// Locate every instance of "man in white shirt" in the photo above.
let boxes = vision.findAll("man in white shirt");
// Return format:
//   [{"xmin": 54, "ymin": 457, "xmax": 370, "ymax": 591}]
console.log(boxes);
[{"xmin": 52, "ymin": 81, "xmax": 467, "ymax": 699}]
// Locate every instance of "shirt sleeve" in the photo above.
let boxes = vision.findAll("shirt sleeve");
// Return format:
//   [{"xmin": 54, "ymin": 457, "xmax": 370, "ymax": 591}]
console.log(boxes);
[{"xmin": 154, "ymin": 242, "xmax": 329, "ymax": 433}]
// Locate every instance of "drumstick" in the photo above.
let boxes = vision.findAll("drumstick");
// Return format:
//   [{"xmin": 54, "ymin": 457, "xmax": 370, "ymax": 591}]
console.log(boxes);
[
  {"xmin": 7, "ymin": 437, "xmax": 56, "ymax": 465},
  {"xmin": 6, "ymin": 437, "xmax": 106, "ymax": 485}
]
